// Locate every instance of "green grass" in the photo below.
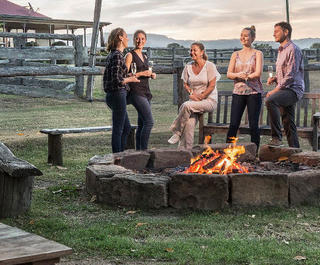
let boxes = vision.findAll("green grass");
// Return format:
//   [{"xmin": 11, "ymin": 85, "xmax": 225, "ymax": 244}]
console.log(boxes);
[{"xmin": 1, "ymin": 73, "xmax": 320, "ymax": 264}]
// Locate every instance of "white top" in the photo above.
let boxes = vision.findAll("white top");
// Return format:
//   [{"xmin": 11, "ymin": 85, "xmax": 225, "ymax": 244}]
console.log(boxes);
[{"xmin": 181, "ymin": 61, "xmax": 221, "ymax": 102}]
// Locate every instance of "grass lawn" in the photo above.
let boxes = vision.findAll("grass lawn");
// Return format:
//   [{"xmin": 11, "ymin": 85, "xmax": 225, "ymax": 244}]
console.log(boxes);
[{"xmin": 1, "ymin": 73, "xmax": 320, "ymax": 265}]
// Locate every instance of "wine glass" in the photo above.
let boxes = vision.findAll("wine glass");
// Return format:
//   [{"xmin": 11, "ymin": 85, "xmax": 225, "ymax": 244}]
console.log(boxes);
[
  {"xmin": 148, "ymin": 60, "xmax": 153, "ymax": 72},
  {"xmin": 131, "ymin": 62, "xmax": 137, "ymax": 75},
  {"xmin": 268, "ymin": 66, "xmax": 274, "ymax": 78}
]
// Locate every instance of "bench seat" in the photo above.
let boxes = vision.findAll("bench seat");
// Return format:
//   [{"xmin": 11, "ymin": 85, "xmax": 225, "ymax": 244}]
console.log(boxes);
[
  {"xmin": 40, "ymin": 125, "xmax": 137, "ymax": 166},
  {"xmin": 198, "ymin": 91, "xmax": 320, "ymax": 151}
]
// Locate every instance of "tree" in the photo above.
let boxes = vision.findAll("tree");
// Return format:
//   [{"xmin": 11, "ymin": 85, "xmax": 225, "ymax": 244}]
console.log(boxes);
[
  {"xmin": 253, "ymin": 43, "xmax": 272, "ymax": 50},
  {"xmin": 167, "ymin": 42, "xmax": 184, "ymax": 49},
  {"xmin": 311, "ymin": 43, "xmax": 320, "ymax": 49}
]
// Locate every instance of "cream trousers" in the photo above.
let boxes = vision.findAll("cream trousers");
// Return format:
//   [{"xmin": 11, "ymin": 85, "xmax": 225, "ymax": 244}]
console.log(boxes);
[{"xmin": 170, "ymin": 99, "xmax": 217, "ymax": 150}]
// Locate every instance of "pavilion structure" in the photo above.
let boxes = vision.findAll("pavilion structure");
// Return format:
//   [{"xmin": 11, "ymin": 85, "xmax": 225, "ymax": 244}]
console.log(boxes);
[{"xmin": 0, "ymin": 0, "xmax": 111, "ymax": 47}]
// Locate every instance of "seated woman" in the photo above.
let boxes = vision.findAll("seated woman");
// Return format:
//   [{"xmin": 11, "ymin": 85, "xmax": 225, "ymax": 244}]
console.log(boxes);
[
  {"xmin": 226, "ymin": 25, "xmax": 264, "ymax": 149},
  {"xmin": 168, "ymin": 42, "xmax": 220, "ymax": 149}
]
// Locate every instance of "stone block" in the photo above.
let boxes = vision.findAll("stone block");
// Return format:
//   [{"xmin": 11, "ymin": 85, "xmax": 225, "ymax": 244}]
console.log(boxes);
[
  {"xmin": 289, "ymin": 170, "xmax": 320, "ymax": 206},
  {"xmin": 88, "ymin": 154, "xmax": 114, "ymax": 166},
  {"xmin": 147, "ymin": 148, "xmax": 192, "ymax": 169},
  {"xmin": 86, "ymin": 164, "xmax": 131, "ymax": 195},
  {"xmin": 97, "ymin": 173, "xmax": 170, "ymax": 209},
  {"xmin": 168, "ymin": 173, "xmax": 229, "ymax": 210},
  {"xmin": 192, "ymin": 142, "xmax": 257, "ymax": 162},
  {"xmin": 259, "ymin": 145, "xmax": 302, "ymax": 162},
  {"xmin": 289, "ymin": 151, "xmax": 320, "ymax": 167},
  {"xmin": 230, "ymin": 172, "xmax": 288, "ymax": 207},
  {"xmin": 114, "ymin": 150, "xmax": 151, "ymax": 171}
]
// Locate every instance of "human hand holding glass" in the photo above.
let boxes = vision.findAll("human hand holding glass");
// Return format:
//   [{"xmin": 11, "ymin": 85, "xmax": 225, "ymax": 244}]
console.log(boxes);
[
  {"xmin": 268, "ymin": 66, "xmax": 274, "ymax": 78},
  {"xmin": 131, "ymin": 62, "xmax": 137, "ymax": 75}
]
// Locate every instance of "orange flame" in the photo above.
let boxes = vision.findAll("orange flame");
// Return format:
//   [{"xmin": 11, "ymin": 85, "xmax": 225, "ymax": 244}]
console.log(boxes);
[{"xmin": 184, "ymin": 137, "xmax": 249, "ymax": 175}]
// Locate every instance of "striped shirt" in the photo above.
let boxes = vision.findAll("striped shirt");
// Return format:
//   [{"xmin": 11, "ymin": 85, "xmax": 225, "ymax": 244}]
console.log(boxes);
[{"xmin": 276, "ymin": 40, "xmax": 305, "ymax": 99}]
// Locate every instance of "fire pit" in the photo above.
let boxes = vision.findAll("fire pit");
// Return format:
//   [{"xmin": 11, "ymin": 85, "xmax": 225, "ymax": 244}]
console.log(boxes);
[
  {"xmin": 184, "ymin": 137, "xmax": 249, "ymax": 175},
  {"xmin": 86, "ymin": 141, "xmax": 320, "ymax": 210}
]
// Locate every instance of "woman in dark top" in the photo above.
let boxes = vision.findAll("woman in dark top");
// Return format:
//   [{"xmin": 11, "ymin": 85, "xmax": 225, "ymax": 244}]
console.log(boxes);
[
  {"xmin": 103, "ymin": 28, "xmax": 139, "ymax": 153},
  {"xmin": 125, "ymin": 30, "xmax": 156, "ymax": 150}
]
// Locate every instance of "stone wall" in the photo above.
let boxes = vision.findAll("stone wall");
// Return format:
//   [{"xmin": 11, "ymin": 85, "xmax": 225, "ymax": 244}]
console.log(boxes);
[{"xmin": 86, "ymin": 145, "xmax": 320, "ymax": 210}]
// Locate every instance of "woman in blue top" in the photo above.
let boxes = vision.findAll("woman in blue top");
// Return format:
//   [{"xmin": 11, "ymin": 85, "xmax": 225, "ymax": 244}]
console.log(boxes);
[
  {"xmin": 103, "ymin": 28, "xmax": 139, "ymax": 153},
  {"xmin": 125, "ymin": 30, "xmax": 156, "ymax": 150}
]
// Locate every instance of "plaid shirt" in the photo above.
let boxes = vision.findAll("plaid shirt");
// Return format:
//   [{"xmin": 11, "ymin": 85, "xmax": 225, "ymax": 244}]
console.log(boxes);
[{"xmin": 103, "ymin": 50, "xmax": 129, "ymax": 92}]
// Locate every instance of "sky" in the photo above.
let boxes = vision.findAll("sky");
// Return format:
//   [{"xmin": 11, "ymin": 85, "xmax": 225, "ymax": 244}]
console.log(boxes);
[{"xmin": 11, "ymin": 0, "xmax": 320, "ymax": 41}]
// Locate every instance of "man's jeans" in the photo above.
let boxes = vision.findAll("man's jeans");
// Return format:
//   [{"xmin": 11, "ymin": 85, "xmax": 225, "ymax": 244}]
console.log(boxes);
[
  {"xmin": 128, "ymin": 93, "xmax": 154, "ymax": 150},
  {"xmin": 265, "ymin": 89, "xmax": 300, "ymax": 148},
  {"xmin": 227, "ymin": 93, "xmax": 262, "ymax": 148},
  {"xmin": 106, "ymin": 90, "xmax": 131, "ymax": 153}
]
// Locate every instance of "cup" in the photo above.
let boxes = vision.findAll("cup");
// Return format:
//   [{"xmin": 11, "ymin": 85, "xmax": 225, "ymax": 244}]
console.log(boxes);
[{"xmin": 268, "ymin": 66, "xmax": 274, "ymax": 78}]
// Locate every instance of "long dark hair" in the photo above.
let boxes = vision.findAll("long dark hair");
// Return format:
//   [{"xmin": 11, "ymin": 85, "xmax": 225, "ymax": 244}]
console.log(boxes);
[{"xmin": 106, "ymin": 27, "xmax": 125, "ymax": 52}]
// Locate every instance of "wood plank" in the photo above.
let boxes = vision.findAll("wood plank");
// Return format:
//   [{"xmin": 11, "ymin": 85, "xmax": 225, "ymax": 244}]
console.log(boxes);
[
  {"xmin": 40, "ymin": 126, "xmax": 113, "ymax": 135},
  {"xmin": 0, "ymin": 66, "xmax": 102, "ymax": 77},
  {"xmin": 0, "ymin": 47, "xmax": 75, "ymax": 60},
  {"xmin": 0, "ymin": 223, "xmax": 72, "ymax": 265},
  {"xmin": 0, "ymin": 32, "xmax": 76, "ymax": 40}
]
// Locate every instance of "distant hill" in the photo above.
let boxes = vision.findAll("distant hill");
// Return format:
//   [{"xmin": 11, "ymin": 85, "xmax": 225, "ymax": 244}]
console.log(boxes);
[{"xmin": 86, "ymin": 33, "xmax": 320, "ymax": 49}]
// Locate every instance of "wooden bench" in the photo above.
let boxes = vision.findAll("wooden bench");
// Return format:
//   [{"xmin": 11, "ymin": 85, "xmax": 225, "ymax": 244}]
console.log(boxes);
[
  {"xmin": 40, "ymin": 125, "xmax": 137, "ymax": 166},
  {"xmin": 0, "ymin": 223, "xmax": 72, "ymax": 265},
  {"xmin": 198, "ymin": 91, "xmax": 320, "ymax": 151}
]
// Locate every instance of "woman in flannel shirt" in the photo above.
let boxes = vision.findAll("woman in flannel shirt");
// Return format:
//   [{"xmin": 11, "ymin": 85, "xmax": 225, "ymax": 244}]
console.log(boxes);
[{"xmin": 103, "ymin": 28, "xmax": 139, "ymax": 153}]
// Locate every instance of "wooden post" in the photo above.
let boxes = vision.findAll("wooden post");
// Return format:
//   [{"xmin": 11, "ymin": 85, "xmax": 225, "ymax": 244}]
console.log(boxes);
[
  {"xmin": 86, "ymin": 0, "xmax": 102, "ymax": 101},
  {"xmin": 303, "ymin": 55, "xmax": 310, "ymax": 93},
  {"xmin": 173, "ymin": 60, "xmax": 188, "ymax": 110},
  {"xmin": 74, "ymin": 35, "xmax": 85, "ymax": 97},
  {"xmin": 48, "ymin": 134, "xmax": 63, "ymax": 166},
  {"xmin": 99, "ymin": 25, "xmax": 105, "ymax": 47},
  {"xmin": 126, "ymin": 128, "xmax": 136, "ymax": 150}
]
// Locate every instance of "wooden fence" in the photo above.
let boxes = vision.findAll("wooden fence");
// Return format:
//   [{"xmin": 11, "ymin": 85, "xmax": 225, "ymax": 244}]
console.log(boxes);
[{"xmin": 0, "ymin": 32, "xmax": 101, "ymax": 98}]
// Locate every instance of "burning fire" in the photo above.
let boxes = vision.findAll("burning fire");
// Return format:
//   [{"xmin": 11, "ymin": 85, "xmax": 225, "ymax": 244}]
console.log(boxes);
[{"xmin": 184, "ymin": 136, "xmax": 249, "ymax": 175}]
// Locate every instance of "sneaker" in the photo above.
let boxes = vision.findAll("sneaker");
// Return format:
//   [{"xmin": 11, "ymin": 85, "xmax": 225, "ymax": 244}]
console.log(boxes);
[
  {"xmin": 168, "ymin": 134, "xmax": 180, "ymax": 144},
  {"xmin": 268, "ymin": 138, "xmax": 284, "ymax": 147}
]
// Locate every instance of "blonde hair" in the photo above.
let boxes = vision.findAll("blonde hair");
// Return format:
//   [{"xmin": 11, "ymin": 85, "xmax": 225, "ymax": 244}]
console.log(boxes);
[
  {"xmin": 191, "ymin": 42, "xmax": 208, "ymax": 60},
  {"xmin": 243, "ymin": 25, "xmax": 256, "ymax": 40},
  {"xmin": 106, "ymin": 27, "xmax": 125, "ymax": 52}
]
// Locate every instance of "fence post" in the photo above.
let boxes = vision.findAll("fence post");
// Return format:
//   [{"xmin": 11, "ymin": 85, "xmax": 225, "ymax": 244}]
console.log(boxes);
[
  {"xmin": 303, "ymin": 55, "xmax": 310, "ymax": 93},
  {"xmin": 146, "ymin": 47, "xmax": 151, "ymax": 59},
  {"xmin": 173, "ymin": 59, "xmax": 188, "ymax": 111},
  {"xmin": 172, "ymin": 47, "xmax": 175, "ymax": 62},
  {"xmin": 213, "ymin": 49, "xmax": 217, "ymax": 64},
  {"xmin": 74, "ymin": 35, "xmax": 84, "ymax": 97}
]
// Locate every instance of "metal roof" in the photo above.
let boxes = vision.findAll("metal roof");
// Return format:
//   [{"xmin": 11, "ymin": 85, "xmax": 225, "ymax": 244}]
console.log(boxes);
[{"xmin": 0, "ymin": 0, "xmax": 49, "ymax": 18}]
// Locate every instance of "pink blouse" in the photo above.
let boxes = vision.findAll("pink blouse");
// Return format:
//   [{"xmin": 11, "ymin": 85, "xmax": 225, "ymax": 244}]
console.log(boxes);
[{"xmin": 233, "ymin": 52, "xmax": 263, "ymax": 95}]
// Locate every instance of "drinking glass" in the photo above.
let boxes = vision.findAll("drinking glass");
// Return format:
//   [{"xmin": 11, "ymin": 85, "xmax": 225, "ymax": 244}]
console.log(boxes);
[
  {"xmin": 268, "ymin": 66, "xmax": 274, "ymax": 78},
  {"xmin": 131, "ymin": 63, "xmax": 137, "ymax": 75},
  {"xmin": 148, "ymin": 60, "xmax": 153, "ymax": 72}
]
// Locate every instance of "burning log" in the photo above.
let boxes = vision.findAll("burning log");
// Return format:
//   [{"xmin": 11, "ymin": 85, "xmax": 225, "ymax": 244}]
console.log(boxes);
[{"xmin": 184, "ymin": 137, "xmax": 249, "ymax": 175}]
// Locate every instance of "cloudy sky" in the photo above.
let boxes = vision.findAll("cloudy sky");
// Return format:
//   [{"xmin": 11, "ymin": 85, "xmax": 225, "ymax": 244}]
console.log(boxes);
[{"xmin": 12, "ymin": 0, "xmax": 320, "ymax": 41}]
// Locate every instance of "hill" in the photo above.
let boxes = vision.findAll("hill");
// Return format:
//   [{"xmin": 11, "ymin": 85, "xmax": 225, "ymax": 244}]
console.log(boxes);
[{"xmin": 87, "ymin": 33, "xmax": 320, "ymax": 49}]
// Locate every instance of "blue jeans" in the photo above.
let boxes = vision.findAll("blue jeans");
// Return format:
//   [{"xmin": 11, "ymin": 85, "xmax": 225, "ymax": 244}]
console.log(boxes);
[
  {"xmin": 265, "ymin": 89, "xmax": 299, "ymax": 147},
  {"xmin": 227, "ymin": 93, "xmax": 262, "ymax": 148},
  {"xmin": 106, "ymin": 90, "xmax": 131, "ymax": 153},
  {"xmin": 128, "ymin": 93, "xmax": 154, "ymax": 150}
]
